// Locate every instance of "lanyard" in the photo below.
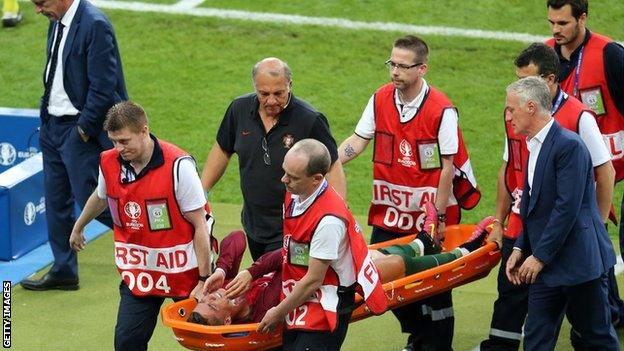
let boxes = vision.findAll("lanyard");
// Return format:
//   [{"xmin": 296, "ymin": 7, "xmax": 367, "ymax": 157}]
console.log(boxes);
[
  {"xmin": 287, "ymin": 180, "xmax": 328, "ymax": 217},
  {"xmin": 551, "ymin": 89, "xmax": 565, "ymax": 114},
  {"xmin": 572, "ymin": 46, "xmax": 585, "ymax": 97}
]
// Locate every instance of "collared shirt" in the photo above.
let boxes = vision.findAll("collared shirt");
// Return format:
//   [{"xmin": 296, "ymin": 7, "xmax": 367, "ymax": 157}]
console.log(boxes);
[
  {"xmin": 554, "ymin": 30, "xmax": 624, "ymax": 115},
  {"xmin": 526, "ymin": 118, "xmax": 555, "ymax": 195},
  {"xmin": 46, "ymin": 0, "xmax": 81, "ymax": 117},
  {"xmin": 288, "ymin": 179, "xmax": 355, "ymax": 286},
  {"xmin": 355, "ymin": 79, "xmax": 459, "ymax": 155},
  {"xmin": 97, "ymin": 134, "xmax": 206, "ymax": 212},
  {"xmin": 502, "ymin": 89, "xmax": 610, "ymax": 167},
  {"xmin": 116, "ymin": 134, "xmax": 165, "ymax": 183},
  {"xmin": 215, "ymin": 92, "xmax": 339, "ymax": 243}
]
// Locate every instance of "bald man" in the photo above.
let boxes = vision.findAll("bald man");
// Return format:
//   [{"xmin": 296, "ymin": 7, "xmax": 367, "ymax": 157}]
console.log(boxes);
[
  {"xmin": 202, "ymin": 57, "xmax": 345, "ymax": 261},
  {"xmin": 256, "ymin": 138, "xmax": 385, "ymax": 350}
]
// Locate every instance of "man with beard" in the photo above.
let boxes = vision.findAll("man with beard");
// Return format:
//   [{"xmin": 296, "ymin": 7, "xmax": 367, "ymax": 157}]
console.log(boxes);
[{"xmin": 545, "ymin": 0, "xmax": 624, "ymax": 330}]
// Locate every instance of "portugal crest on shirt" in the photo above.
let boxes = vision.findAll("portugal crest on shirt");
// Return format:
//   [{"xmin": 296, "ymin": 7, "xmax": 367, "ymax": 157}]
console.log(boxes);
[{"xmin": 282, "ymin": 133, "xmax": 295, "ymax": 149}]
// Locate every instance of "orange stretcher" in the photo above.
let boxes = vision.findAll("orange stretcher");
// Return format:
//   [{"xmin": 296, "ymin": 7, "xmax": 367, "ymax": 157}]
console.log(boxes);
[{"xmin": 161, "ymin": 224, "xmax": 501, "ymax": 351}]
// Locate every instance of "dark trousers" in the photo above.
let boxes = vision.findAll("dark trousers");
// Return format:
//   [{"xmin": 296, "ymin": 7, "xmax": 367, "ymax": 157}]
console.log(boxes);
[
  {"xmin": 40, "ymin": 116, "xmax": 112, "ymax": 279},
  {"xmin": 480, "ymin": 237, "xmax": 528, "ymax": 351},
  {"xmin": 524, "ymin": 274, "xmax": 619, "ymax": 351},
  {"xmin": 371, "ymin": 226, "xmax": 454, "ymax": 351},
  {"xmin": 246, "ymin": 234, "xmax": 282, "ymax": 261},
  {"xmin": 282, "ymin": 312, "xmax": 351, "ymax": 351},
  {"xmin": 114, "ymin": 282, "xmax": 165, "ymax": 351},
  {"xmin": 606, "ymin": 267, "xmax": 624, "ymax": 326},
  {"xmin": 282, "ymin": 289, "xmax": 355, "ymax": 351}
]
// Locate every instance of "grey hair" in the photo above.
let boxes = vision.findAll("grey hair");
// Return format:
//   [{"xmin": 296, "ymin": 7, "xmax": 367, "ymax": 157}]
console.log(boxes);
[
  {"xmin": 290, "ymin": 139, "xmax": 331, "ymax": 176},
  {"xmin": 506, "ymin": 76, "xmax": 552, "ymax": 113},
  {"xmin": 252, "ymin": 57, "xmax": 292, "ymax": 83}
]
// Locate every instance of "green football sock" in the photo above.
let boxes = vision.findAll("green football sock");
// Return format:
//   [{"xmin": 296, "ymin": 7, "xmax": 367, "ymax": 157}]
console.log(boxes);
[{"xmin": 402, "ymin": 249, "xmax": 464, "ymax": 275}]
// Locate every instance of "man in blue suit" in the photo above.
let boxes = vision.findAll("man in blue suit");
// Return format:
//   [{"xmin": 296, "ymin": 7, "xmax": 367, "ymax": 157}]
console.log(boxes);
[
  {"xmin": 22, "ymin": 0, "xmax": 127, "ymax": 291},
  {"xmin": 505, "ymin": 77, "xmax": 619, "ymax": 350}
]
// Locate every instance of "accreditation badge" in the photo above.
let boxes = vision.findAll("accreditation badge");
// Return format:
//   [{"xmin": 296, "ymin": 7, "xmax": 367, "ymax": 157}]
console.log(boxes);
[
  {"xmin": 417, "ymin": 141, "xmax": 441, "ymax": 169},
  {"xmin": 288, "ymin": 240, "xmax": 310, "ymax": 267},
  {"xmin": 146, "ymin": 199, "xmax": 172, "ymax": 231},
  {"xmin": 580, "ymin": 87, "xmax": 606, "ymax": 115}
]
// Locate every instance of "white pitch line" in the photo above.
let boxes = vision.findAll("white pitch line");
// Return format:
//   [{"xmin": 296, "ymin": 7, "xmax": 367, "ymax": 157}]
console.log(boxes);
[
  {"xmin": 172, "ymin": 0, "xmax": 204, "ymax": 10},
  {"xmin": 90, "ymin": 1, "xmax": 623, "ymax": 45},
  {"xmin": 92, "ymin": 0, "xmax": 624, "ymax": 276},
  {"xmin": 79, "ymin": 0, "xmax": 624, "ymax": 275},
  {"xmin": 92, "ymin": 0, "xmax": 552, "ymax": 43}
]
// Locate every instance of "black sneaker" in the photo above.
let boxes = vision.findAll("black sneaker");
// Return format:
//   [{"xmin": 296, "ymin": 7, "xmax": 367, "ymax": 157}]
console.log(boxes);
[
  {"xmin": 2, "ymin": 12, "xmax": 23, "ymax": 28},
  {"xmin": 460, "ymin": 216, "xmax": 495, "ymax": 252}
]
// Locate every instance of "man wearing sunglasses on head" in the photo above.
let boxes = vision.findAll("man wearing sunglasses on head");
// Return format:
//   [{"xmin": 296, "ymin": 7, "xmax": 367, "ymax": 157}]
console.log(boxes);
[
  {"xmin": 338, "ymin": 35, "xmax": 480, "ymax": 351},
  {"xmin": 201, "ymin": 57, "xmax": 345, "ymax": 262}
]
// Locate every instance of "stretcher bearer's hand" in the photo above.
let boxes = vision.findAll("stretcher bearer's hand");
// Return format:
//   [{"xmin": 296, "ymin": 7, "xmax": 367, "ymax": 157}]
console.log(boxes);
[
  {"xmin": 69, "ymin": 226, "xmax": 86, "ymax": 251},
  {"xmin": 258, "ymin": 306, "xmax": 282, "ymax": 334},
  {"xmin": 486, "ymin": 219, "xmax": 504, "ymax": 249},
  {"xmin": 225, "ymin": 270, "xmax": 252, "ymax": 298},
  {"xmin": 202, "ymin": 268, "xmax": 225, "ymax": 295},
  {"xmin": 436, "ymin": 222, "xmax": 446, "ymax": 244},
  {"xmin": 190, "ymin": 282, "xmax": 204, "ymax": 300}
]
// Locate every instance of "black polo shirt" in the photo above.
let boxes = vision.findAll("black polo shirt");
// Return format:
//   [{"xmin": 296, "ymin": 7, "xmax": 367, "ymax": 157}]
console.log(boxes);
[
  {"xmin": 216, "ymin": 93, "xmax": 339, "ymax": 243},
  {"xmin": 554, "ymin": 30, "xmax": 624, "ymax": 115}
]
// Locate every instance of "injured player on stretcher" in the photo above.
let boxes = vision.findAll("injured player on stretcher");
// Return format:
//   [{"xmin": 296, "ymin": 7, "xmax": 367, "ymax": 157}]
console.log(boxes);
[{"xmin": 188, "ymin": 203, "xmax": 494, "ymax": 326}]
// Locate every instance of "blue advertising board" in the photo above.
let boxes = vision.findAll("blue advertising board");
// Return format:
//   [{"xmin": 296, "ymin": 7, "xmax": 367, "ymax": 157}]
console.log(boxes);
[
  {"xmin": 0, "ymin": 107, "xmax": 40, "ymax": 174},
  {"xmin": 0, "ymin": 154, "xmax": 47, "ymax": 260}
]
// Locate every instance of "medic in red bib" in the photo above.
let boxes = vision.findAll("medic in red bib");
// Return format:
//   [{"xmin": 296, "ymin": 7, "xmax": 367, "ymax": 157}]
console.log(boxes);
[
  {"xmin": 69, "ymin": 101, "xmax": 214, "ymax": 350},
  {"xmin": 258, "ymin": 139, "xmax": 386, "ymax": 351}
]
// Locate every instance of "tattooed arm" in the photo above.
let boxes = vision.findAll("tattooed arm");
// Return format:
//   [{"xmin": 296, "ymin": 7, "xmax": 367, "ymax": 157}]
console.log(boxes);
[{"xmin": 338, "ymin": 133, "xmax": 370, "ymax": 164}]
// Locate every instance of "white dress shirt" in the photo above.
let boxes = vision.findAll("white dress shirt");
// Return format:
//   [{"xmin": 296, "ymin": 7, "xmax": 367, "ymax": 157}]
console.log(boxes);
[
  {"xmin": 45, "ymin": 0, "xmax": 81, "ymax": 117},
  {"xmin": 288, "ymin": 179, "xmax": 356, "ymax": 286},
  {"xmin": 503, "ymin": 111, "xmax": 610, "ymax": 168},
  {"xmin": 97, "ymin": 157, "xmax": 206, "ymax": 213},
  {"xmin": 526, "ymin": 118, "xmax": 555, "ymax": 195}
]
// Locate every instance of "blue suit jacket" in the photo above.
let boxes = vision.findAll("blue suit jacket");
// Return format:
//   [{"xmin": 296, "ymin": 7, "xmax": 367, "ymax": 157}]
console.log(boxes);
[
  {"xmin": 516, "ymin": 121, "xmax": 615, "ymax": 287},
  {"xmin": 42, "ymin": 0, "xmax": 128, "ymax": 137}
]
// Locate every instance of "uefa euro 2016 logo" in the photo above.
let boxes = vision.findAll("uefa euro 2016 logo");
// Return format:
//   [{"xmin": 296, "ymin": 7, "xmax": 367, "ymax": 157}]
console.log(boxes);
[
  {"xmin": 0, "ymin": 143, "xmax": 17, "ymax": 166},
  {"xmin": 399, "ymin": 139, "xmax": 413, "ymax": 157},
  {"xmin": 124, "ymin": 201, "xmax": 142, "ymax": 220},
  {"xmin": 23, "ymin": 202, "xmax": 36, "ymax": 226}
]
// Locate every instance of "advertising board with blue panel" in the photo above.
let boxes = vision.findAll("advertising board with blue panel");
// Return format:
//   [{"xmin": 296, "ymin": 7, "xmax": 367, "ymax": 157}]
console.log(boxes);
[
  {"xmin": 0, "ymin": 107, "xmax": 44, "ymax": 261},
  {"xmin": 0, "ymin": 107, "xmax": 40, "ymax": 174},
  {"xmin": 0, "ymin": 107, "xmax": 110, "ymax": 284},
  {"xmin": 0, "ymin": 154, "xmax": 47, "ymax": 261}
]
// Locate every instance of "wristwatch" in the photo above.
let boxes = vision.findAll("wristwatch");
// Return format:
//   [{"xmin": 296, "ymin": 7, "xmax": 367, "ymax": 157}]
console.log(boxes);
[
  {"xmin": 437, "ymin": 213, "xmax": 447, "ymax": 223},
  {"xmin": 77, "ymin": 125, "xmax": 90, "ymax": 142}
]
